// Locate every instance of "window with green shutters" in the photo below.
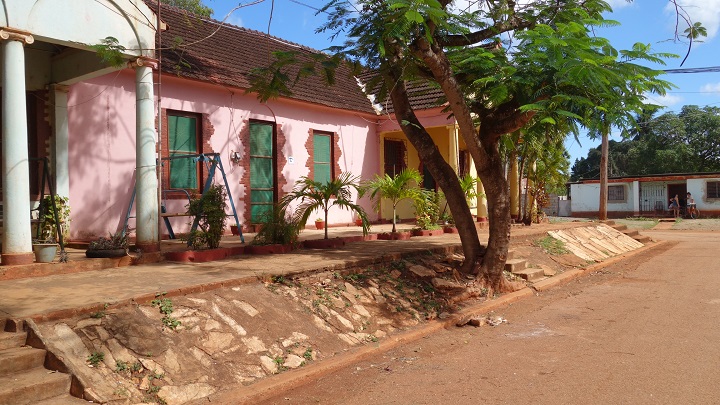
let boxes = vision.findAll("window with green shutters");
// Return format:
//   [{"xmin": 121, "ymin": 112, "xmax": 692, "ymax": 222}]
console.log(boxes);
[
  {"xmin": 168, "ymin": 113, "xmax": 200, "ymax": 189},
  {"xmin": 313, "ymin": 132, "xmax": 333, "ymax": 184},
  {"xmin": 250, "ymin": 121, "xmax": 276, "ymax": 223}
]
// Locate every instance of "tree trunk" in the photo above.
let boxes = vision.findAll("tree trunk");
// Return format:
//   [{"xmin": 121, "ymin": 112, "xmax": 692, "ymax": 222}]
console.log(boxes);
[
  {"xmin": 385, "ymin": 69, "xmax": 484, "ymax": 273},
  {"xmin": 475, "ymin": 135, "xmax": 512, "ymax": 292},
  {"xmin": 599, "ymin": 128, "xmax": 609, "ymax": 220}
]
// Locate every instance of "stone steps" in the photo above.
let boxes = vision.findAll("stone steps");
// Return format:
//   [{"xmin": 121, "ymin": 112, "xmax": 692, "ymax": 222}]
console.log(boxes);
[
  {"xmin": 0, "ymin": 346, "xmax": 46, "ymax": 376},
  {"xmin": 512, "ymin": 268, "xmax": 546, "ymax": 282},
  {"xmin": 0, "ymin": 367, "xmax": 72, "ymax": 404},
  {"xmin": 0, "ymin": 331, "xmax": 26, "ymax": 350},
  {"xmin": 601, "ymin": 220, "xmax": 652, "ymax": 245},
  {"xmin": 0, "ymin": 320, "xmax": 86, "ymax": 404}
]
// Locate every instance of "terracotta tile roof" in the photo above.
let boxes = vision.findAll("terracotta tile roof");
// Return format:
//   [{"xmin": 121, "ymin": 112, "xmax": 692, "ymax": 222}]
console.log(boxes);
[
  {"xmin": 146, "ymin": 2, "xmax": 377, "ymax": 114},
  {"xmin": 356, "ymin": 72, "xmax": 447, "ymax": 115}
]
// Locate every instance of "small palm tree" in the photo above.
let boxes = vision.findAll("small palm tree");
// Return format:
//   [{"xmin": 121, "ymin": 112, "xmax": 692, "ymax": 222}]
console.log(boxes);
[
  {"xmin": 281, "ymin": 173, "xmax": 369, "ymax": 239},
  {"xmin": 361, "ymin": 168, "xmax": 422, "ymax": 233}
]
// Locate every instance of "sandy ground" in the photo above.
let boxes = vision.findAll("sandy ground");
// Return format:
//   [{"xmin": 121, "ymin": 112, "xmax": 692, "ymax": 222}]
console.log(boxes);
[{"xmin": 255, "ymin": 229, "xmax": 720, "ymax": 405}]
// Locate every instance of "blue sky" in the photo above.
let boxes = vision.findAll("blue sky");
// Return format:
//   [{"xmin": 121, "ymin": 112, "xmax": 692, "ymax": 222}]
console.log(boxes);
[{"xmin": 208, "ymin": 0, "xmax": 720, "ymax": 164}]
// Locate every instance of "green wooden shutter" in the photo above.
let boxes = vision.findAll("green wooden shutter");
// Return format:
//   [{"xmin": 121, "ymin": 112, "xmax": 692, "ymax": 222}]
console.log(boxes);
[
  {"xmin": 168, "ymin": 115, "xmax": 198, "ymax": 189},
  {"xmin": 250, "ymin": 122, "xmax": 275, "ymax": 223},
  {"xmin": 313, "ymin": 133, "xmax": 331, "ymax": 184}
]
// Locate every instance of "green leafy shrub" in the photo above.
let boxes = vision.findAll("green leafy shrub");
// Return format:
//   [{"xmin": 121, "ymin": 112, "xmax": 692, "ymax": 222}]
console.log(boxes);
[
  {"xmin": 413, "ymin": 189, "xmax": 442, "ymax": 230},
  {"xmin": 251, "ymin": 205, "xmax": 301, "ymax": 246},
  {"xmin": 186, "ymin": 184, "xmax": 228, "ymax": 250}
]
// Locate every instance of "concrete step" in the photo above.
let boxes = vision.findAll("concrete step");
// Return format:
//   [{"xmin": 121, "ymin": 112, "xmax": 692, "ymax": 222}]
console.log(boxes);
[
  {"xmin": 611, "ymin": 224, "xmax": 628, "ymax": 231},
  {"xmin": 600, "ymin": 220, "xmax": 616, "ymax": 226},
  {"xmin": 505, "ymin": 259, "xmax": 527, "ymax": 273},
  {"xmin": 623, "ymin": 229, "xmax": 639, "ymax": 237},
  {"xmin": 0, "ymin": 346, "xmax": 46, "ymax": 377},
  {"xmin": 634, "ymin": 235, "xmax": 652, "ymax": 243},
  {"xmin": 34, "ymin": 394, "xmax": 90, "ymax": 404},
  {"xmin": 512, "ymin": 267, "xmax": 546, "ymax": 282},
  {"xmin": 0, "ymin": 367, "xmax": 72, "ymax": 405},
  {"xmin": 0, "ymin": 332, "xmax": 26, "ymax": 350},
  {"xmin": 507, "ymin": 250, "xmax": 515, "ymax": 261}
]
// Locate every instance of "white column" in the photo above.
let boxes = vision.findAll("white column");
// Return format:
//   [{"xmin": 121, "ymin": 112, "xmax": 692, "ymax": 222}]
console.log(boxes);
[
  {"xmin": 51, "ymin": 85, "xmax": 70, "ymax": 199},
  {"xmin": 1, "ymin": 28, "xmax": 34, "ymax": 265},
  {"xmin": 447, "ymin": 125, "xmax": 459, "ymax": 171},
  {"xmin": 632, "ymin": 180, "xmax": 640, "ymax": 216},
  {"xmin": 133, "ymin": 58, "xmax": 159, "ymax": 251}
]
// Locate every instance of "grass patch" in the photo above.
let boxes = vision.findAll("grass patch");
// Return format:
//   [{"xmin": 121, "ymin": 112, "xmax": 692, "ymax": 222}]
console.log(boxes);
[
  {"xmin": 617, "ymin": 218, "xmax": 659, "ymax": 230},
  {"xmin": 533, "ymin": 236, "xmax": 569, "ymax": 255}
]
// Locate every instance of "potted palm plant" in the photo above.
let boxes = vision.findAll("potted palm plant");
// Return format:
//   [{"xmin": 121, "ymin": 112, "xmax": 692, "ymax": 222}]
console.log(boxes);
[
  {"xmin": 32, "ymin": 195, "xmax": 71, "ymax": 263},
  {"xmin": 361, "ymin": 168, "xmax": 421, "ymax": 240},
  {"xmin": 281, "ymin": 173, "xmax": 369, "ymax": 248}
]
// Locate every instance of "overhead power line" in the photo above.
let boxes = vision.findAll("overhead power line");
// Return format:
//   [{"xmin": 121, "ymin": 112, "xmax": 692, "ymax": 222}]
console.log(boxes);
[{"xmin": 663, "ymin": 66, "xmax": 720, "ymax": 74}]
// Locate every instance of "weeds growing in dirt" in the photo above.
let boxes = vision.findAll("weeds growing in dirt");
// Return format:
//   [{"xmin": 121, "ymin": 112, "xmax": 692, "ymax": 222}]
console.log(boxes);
[
  {"xmin": 87, "ymin": 351, "xmax": 104, "ymax": 366},
  {"xmin": 151, "ymin": 292, "xmax": 181, "ymax": 331},
  {"xmin": 533, "ymin": 236, "xmax": 569, "ymax": 255}
]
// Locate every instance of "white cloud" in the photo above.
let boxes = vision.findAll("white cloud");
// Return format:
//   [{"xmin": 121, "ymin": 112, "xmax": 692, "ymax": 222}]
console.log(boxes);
[
  {"xmin": 700, "ymin": 82, "xmax": 720, "ymax": 93},
  {"xmin": 605, "ymin": 0, "xmax": 633, "ymax": 10},
  {"xmin": 225, "ymin": 14, "xmax": 244, "ymax": 28},
  {"xmin": 644, "ymin": 92, "xmax": 683, "ymax": 108},
  {"xmin": 665, "ymin": 0, "xmax": 720, "ymax": 40}
]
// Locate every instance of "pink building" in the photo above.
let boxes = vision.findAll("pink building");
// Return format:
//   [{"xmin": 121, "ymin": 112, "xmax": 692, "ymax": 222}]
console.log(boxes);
[{"xmin": 2, "ymin": 1, "xmax": 476, "ymax": 261}]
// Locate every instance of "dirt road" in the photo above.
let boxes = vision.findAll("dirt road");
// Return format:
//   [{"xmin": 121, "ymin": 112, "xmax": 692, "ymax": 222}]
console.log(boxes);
[{"xmin": 257, "ymin": 230, "xmax": 720, "ymax": 404}]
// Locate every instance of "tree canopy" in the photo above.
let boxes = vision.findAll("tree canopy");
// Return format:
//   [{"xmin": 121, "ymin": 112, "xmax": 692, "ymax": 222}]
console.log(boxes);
[
  {"xmin": 249, "ymin": 0, "xmax": 676, "ymax": 291},
  {"xmin": 160, "ymin": 0, "xmax": 212, "ymax": 17},
  {"xmin": 571, "ymin": 105, "xmax": 720, "ymax": 180}
]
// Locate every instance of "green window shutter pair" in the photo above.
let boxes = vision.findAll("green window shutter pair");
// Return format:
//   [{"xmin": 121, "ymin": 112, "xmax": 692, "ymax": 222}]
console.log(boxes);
[
  {"xmin": 168, "ymin": 115, "xmax": 198, "ymax": 189},
  {"xmin": 250, "ymin": 122, "xmax": 275, "ymax": 223},
  {"xmin": 313, "ymin": 133, "xmax": 332, "ymax": 184}
]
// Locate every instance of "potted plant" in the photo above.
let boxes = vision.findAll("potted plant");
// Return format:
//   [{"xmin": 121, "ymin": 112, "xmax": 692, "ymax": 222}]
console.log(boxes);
[
  {"xmin": 246, "ymin": 205, "xmax": 300, "ymax": 254},
  {"xmin": 31, "ymin": 195, "xmax": 71, "ymax": 263},
  {"xmin": 85, "ymin": 231, "xmax": 128, "ymax": 258},
  {"xmin": 280, "ymin": 173, "xmax": 369, "ymax": 241},
  {"xmin": 32, "ymin": 236, "xmax": 58, "ymax": 263},
  {"xmin": 361, "ymin": 168, "xmax": 421, "ymax": 239},
  {"xmin": 37, "ymin": 195, "xmax": 71, "ymax": 241},
  {"xmin": 314, "ymin": 218, "xmax": 325, "ymax": 230},
  {"xmin": 355, "ymin": 216, "xmax": 364, "ymax": 226},
  {"xmin": 186, "ymin": 184, "xmax": 228, "ymax": 250},
  {"xmin": 412, "ymin": 189, "xmax": 443, "ymax": 237}
]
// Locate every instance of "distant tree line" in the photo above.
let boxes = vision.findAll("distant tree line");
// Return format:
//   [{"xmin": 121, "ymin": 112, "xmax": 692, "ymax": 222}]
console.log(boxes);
[{"xmin": 570, "ymin": 105, "xmax": 720, "ymax": 181}]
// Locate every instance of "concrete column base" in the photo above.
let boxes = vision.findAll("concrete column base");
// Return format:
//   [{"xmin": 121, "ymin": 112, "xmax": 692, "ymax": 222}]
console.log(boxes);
[
  {"xmin": 1, "ymin": 252, "xmax": 34, "ymax": 266},
  {"xmin": 134, "ymin": 242, "xmax": 160, "ymax": 253}
]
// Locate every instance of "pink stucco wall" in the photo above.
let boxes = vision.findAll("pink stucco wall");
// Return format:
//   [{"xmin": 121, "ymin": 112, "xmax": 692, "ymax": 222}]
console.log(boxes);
[{"xmin": 68, "ymin": 70, "xmax": 379, "ymax": 239}]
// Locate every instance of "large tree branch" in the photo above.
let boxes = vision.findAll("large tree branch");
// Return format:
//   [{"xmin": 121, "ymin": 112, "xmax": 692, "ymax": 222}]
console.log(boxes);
[{"xmin": 440, "ymin": 20, "xmax": 533, "ymax": 47}]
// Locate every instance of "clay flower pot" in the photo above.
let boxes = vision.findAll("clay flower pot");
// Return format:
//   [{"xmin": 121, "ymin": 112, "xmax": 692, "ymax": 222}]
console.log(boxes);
[
  {"xmin": 355, "ymin": 218, "xmax": 364, "ymax": 226},
  {"xmin": 315, "ymin": 220, "xmax": 325, "ymax": 230}
]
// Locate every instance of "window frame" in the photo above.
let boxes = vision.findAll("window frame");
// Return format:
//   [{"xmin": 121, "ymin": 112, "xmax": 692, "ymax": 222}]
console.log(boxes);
[
  {"xmin": 607, "ymin": 184, "xmax": 626, "ymax": 202},
  {"xmin": 707, "ymin": 180, "xmax": 720, "ymax": 199},
  {"xmin": 312, "ymin": 131, "xmax": 335, "ymax": 183},
  {"xmin": 383, "ymin": 138, "xmax": 407, "ymax": 178},
  {"xmin": 164, "ymin": 110, "xmax": 203, "ymax": 193}
]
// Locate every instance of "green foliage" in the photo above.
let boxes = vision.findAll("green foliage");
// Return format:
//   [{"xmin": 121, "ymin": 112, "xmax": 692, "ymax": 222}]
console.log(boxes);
[
  {"xmin": 91, "ymin": 37, "xmax": 127, "ymax": 68},
  {"xmin": 90, "ymin": 303, "xmax": 110, "ymax": 319},
  {"xmin": 87, "ymin": 352, "xmax": 104, "ymax": 366},
  {"xmin": 37, "ymin": 195, "xmax": 71, "ymax": 242},
  {"xmin": 413, "ymin": 189, "xmax": 442, "ymax": 230},
  {"xmin": 571, "ymin": 105, "xmax": 720, "ymax": 179},
  {"xmin": 280, "ymin": 173, "xmax": 369, "ymax": 239},
  {"xmin": 533, "ymin": 236, "xmax": 569, "ymax": 255},
  {"xmin": 186, "ymin": 184, "xmax": 227, "ymax": 250},
  {"xmin": 361, "ymin": 168, "xmax": 422, "ymax": 233},
  {"xmin": 160, "ymin": 0, "xmax": 212, "ymax": 17},
  {"xmin": 151, "ymin": 293, "xmax": 181, "ymax": 331},
  {"xmin": 250, "ymin": 205, "xmax": 301, "ymax": 246}
]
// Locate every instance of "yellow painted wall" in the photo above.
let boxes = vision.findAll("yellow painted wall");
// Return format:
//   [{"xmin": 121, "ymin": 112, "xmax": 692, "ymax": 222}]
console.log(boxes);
[{"xmin": 377, "ymin": 126, "xmax": 454, "ymax": 221}]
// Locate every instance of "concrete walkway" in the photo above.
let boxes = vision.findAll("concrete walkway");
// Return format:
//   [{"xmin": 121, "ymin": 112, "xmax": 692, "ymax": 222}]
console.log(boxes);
[{"xmin": 0, "ymin": 222, "xmax": 587, "ymax": 322}]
